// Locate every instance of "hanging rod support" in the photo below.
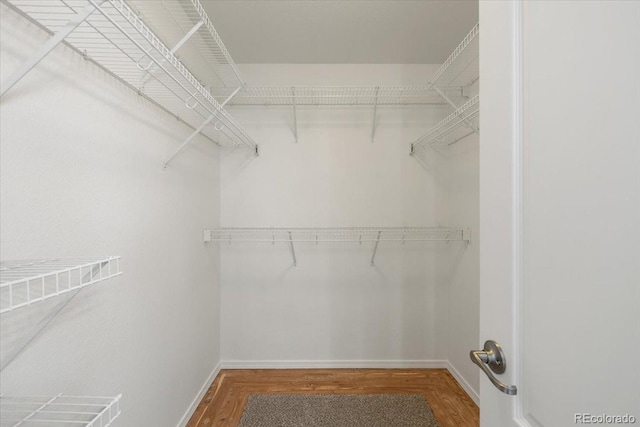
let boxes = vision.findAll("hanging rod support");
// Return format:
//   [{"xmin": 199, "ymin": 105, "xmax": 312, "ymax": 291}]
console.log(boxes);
[
  {"xmin": 433, "ymin": 86, "xmax": 479, "ymax": 135},
  {"xmin": 291, "ymin": 87, "xmax": 298, "ymax": 143},
  {"xmin": 288, "ymin": 231, "xmax": 297, "ymax": 266},
  {"xmin": 370, "ymin": 230, "xmax": 382, "ymax": 266},
  {"xmin": 0, "ymin": 2, "xmax": 102, "ymax": 97},
  {"xmin": 371, "ymin": 86, "xmax": 380, "ymax": 143},
  {"xmin": 163, "ymin": 86, "xmax": 241, "ymax": 169},
  {"xmin": 140, "ymin": 20, "xmax": 204, "ymax": 87}
]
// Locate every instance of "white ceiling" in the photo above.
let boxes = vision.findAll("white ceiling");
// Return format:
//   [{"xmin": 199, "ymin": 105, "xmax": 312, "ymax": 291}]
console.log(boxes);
[{"xmin": 201, "ymin": 1, "xmax": 478, "ymax": 64}]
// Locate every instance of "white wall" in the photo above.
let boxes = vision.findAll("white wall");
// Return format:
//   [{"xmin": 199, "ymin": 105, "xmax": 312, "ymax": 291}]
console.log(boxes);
[
  {"xmin": 418, "ymin": 80, "xmax": 480, "ymax": 401},
  {"xmin": 0, "ymin": 5, "xmax": 221, "ymax": 426},
  {"xmin": 423, "ymin": 133, "xmax": 480, "ymax": 402},
  {"xmin": 219, "ymin": 64, "xmax": 470, "ymax": 367},
  {"xmin": 445, "ymin": 136, "xmax": 480, "ymax": 400}
]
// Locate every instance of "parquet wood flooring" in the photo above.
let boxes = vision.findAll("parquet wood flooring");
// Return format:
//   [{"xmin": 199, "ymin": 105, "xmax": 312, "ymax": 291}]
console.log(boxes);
[{"xmin": 186, "ymin": 369, "xmax": 479, "ymax": 427}]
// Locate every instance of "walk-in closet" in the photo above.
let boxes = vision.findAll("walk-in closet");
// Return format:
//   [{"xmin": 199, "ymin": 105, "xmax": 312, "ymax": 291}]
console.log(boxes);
[{"xmin": 1, "ymin": 1, "xmax": 638, "ymax": 426}]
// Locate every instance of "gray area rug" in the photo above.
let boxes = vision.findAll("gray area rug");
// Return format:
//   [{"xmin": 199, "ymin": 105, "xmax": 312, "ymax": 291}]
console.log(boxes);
[{"xmin": 238, "ymin": 394, "xmax": 441, "ymax": 427}]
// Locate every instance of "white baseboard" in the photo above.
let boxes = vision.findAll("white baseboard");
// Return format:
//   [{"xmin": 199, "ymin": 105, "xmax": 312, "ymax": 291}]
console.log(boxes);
[
  {"xmin": 220, "ymin": 359, "xmax": 448, "ymax": 369},
  {"xmin": 446, "ymin": 361, "xmax": 479, "ymax": 405},
  {"xmin": 177, "ymin": 361, "xmax": 222, "ymax": 427}
]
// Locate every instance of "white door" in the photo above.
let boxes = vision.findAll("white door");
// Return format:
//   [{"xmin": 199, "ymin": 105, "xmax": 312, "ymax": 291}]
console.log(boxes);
[{"xmin": 478, "ymin": 1, "xmax": 640, "ymax": 426}]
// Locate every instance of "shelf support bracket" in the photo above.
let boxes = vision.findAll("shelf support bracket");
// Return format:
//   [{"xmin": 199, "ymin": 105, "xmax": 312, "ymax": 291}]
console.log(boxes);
[
  {"xmin": 291, "ymin": 87, "xmax": 298, "ymax": 143},
  {"xmin": 433, "ymin": 86, "xmax": 479, "ymax": 135},
  {"xmin": 288, "ymin": 231, "xmax": 297, "ymax": 266},
  {"xmin": 371, "ymin": 86, "xmax": 380, "ymax": 143},
  {"xmin": 140, "ymin": 20, "xmax": 204, "ymax": 88},
  {"xmin": 163, "ymin": 86, "xmax": 241, "ymax": 169},
  {"xmin": 0, "ymin": 2, "xmax": 101, "ymax": 97},
  {"xmin": 370, "ymin": 230, "xmax": 382, "ymax": 266}
]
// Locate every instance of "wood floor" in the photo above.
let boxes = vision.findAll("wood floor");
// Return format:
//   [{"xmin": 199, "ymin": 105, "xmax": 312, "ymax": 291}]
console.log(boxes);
[{"xmin": 186, "ymin": 369, "xmax": 479, "ymax": 427}]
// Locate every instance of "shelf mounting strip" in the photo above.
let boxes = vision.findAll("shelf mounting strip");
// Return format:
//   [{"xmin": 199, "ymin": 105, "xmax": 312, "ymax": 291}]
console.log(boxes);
[{"xmin": 203, "ymin": 227, "xmax": 470, "ymax": 266}]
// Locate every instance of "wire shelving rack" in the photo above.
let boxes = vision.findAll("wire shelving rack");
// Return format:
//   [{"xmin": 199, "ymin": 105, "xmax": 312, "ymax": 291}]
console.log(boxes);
[
  {"xmin": 411, "ymin": 94, "xmax": 479, "ymax": 152},
  {"xmin": 210, "ymin": 86, "xmax": 462, "ymax": 106},
  {"xmin": 0, "ymin": 257, "xmax": 121, "ymax": 314},
  {"xmin": 127, "ymin": 0, "xmax": 244, "ymax": 88},
  {"xmin": 3, "ymin": 0, "xmax": 257, "ymax": 153},
  {"xmin": 0, "ymin": 394, "xmax": 121, "ymax": 427},
  {"xmin": 410, "ymin": 23, "xmax": 480, "ymax": 153},
  {"xmin": 427, "ymin": 22, "xmax": 479, "ymax": 90},
  {"xmin": 204, "ymin": 227, "xmax": 470, "ymax": 266},
  {"xmin": 205, "ymin": 227, "xmax": 466, "ymax": 243}
]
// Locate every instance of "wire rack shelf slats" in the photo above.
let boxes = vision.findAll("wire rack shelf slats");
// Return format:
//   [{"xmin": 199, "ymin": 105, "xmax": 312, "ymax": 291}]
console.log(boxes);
[
  {"xmin": 204, "ymin": 227, "xmax": 470, "ymax": 266},
  {"xmin": 0, "ymin": 394, "xmax": 122, "ymax": 427},
  {"xmin": 127, "ymin": 0, "xmax": 244, "ymax": 88},
  {"xmin": 204, "ymin": 227, "xmax": 468, "ymax": 243},
  {"xmin": 4, "ymin": 0, "xmax": 257, "ymax": 152},
  {"xmin": 210, "ymin": 86, "xmax": 464, "ymax": 106},
  {"xmin": 427, "ymin": 22, "xmax": 479, "ymax": 89},
  {"xmin": 399, "ymin": 22, "xmax": 478, "ymax": 154},
  {"xmin": 0, "ymin": 256, "xmax": 121, "ymax": 314},
  {"xmin": 411, "ymin": 94, "xmax": 480, "ymax": 152}
]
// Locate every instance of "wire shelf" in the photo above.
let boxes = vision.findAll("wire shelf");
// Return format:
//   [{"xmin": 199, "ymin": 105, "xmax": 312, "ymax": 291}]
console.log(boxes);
[
  {"xmin": 127, "ymin": 0, "xmax": 244, "ymax": 88},
  {"xmin": 0, "ymin": 257, "xmax": 121, "ymax": 314},
  {"xmin": 205, "ymin": 227, "xmax": 466, "ymax": 243},
  {"xmin": 0, "ymin": 394, "xmax": 121, "ymax": 427},
  {"xmin": 210, "ymin": 86, "xmax": 464, "ymax": 106},
  {"xmin": 427, "ymin": 22, "xmax": 479, "ymax": 89},
  {"xmin": 5, "ymin": 0, "xmax": 257, "ymax": 151},
  {"xmin": 204, "ymin": 227, "xmax": 469, "ymax": 266},
  {"xmin": 411, "ymin": 94, "xmax": 479, "ymax": 152}
]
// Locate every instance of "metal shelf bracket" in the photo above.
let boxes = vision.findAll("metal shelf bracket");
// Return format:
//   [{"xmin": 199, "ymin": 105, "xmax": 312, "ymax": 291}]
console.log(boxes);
[
  {"xmin": 370, "ymin": 230, "xmax": 382, "ymax": 266},
  {"xmin": 371, "ymin": 86, "xmax": 380, "ymax": 143},
  {"xmin": 291, "ymin": 86, "xmax": 298, "ymax": 143},
  {"xmin": 288, "ymin": 231, "xmax": 297, "ymax": 266}
]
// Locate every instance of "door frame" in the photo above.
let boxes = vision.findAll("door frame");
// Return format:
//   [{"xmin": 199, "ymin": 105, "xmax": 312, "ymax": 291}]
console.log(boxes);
[{"xmin": 478, "ymin": 0, "xmax": 528, "ymax": 424}]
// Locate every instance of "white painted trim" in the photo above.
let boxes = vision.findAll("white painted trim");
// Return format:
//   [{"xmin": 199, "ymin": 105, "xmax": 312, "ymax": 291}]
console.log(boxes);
[
  {"xmin": 177, "ymin": 361, "xmax": 222, "ymax": 427},
  {"xmin": 220, "ymin": 360, "xmax": 448, "ymax": 370},
  {"xmin": 511, "ymin": 2, "xmax": 530, "ymax": 426},
  {"xmin": 446, "ymin": 361, "xmax": 479, "ymax": 406}
]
